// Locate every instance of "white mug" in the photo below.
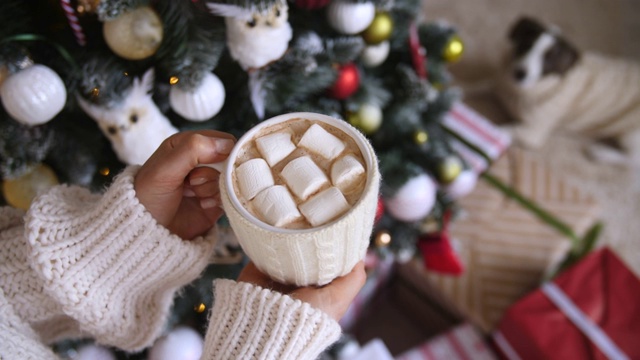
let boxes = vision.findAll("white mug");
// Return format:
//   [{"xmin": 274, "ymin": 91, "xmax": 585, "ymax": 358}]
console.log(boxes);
[{"xmin": 209, "ymin": 112, "xmax": 380, "ymax": 286}]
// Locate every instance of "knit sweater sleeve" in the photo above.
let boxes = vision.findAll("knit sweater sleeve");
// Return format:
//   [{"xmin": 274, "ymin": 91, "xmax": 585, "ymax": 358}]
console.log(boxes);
[
  {"xmin": 24, "ymin": 166, "xmax": 217, "ymax": 351},
  {"xmin": 203, "ymin": 279, "xmax": 342, "ymax": 360}
]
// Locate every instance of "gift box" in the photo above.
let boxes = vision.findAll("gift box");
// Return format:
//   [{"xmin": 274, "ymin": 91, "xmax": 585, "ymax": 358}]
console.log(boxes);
[
  {"xmin": 493, "ymin": 247, "xmax": 640, "ymax": 360},
  {"xmin": 396, "ymin": 323, "xmax": 497, "ymax": 360},
  {"xmin": 423, "ymin": 146, "xmax": 601, "ymax": 332},
  {"xmin": 442, "ymin": 101, "xmax": 512, "ymax": 175},
  {"xmin": 347, "ymin": 261, "xmax": 479, "ymax": 356}
]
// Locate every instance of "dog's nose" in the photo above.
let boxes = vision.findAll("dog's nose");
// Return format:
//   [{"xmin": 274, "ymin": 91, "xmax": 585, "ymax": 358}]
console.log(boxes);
[{"xmin": 513, "ymin": 68, "xmax": 526, "ymax": 82}]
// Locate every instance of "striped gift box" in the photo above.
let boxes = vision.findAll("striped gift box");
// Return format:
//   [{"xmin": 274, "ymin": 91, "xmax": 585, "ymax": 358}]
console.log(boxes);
[
  {"xmin": 396, "ymin": 323, "xmax": 496, "ymax": 360},
  {"xmin": 443, "ymin": 102, "xmax": 512, "ymax": 174},
  {"xmin": 422, "ymin": 147, "xmax": 601, "ymax": 332}
]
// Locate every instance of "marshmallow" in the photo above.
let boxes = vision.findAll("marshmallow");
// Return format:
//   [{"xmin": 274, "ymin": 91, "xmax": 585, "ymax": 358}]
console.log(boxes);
[
  {"xmin": 252, "ymin": 185, "xmax": 302, "ymax": 227},
  {"xmin": 255, "ymin": 131, "xmax": 297, "ymax": 167},
  {"xmin": 299, "ymin": 187, "xmax": 351, "ymax": 227},
  {"xmin": 298, "ymin": 124, "xmax": 346, "ymax": 160},
  {"xmin": 236, "ymin": 158, "xmax": 275, "ymax": 200},
  {"xmin": 281, "ymin": 156, "xmax": 329, "ymax": 200},
  {"xmin": 331, "ymin": 154, "xmax": 365, "ymax": 191}
]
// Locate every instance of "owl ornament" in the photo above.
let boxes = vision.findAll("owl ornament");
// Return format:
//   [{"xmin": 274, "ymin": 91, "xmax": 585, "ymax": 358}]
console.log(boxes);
[
  {"xmin": 207, "ymin": 0, "xmax": 292, "ymax": 70},
  {"xmin": 77, "ymin": 69, "xmax": 178, "ymax": 165}
]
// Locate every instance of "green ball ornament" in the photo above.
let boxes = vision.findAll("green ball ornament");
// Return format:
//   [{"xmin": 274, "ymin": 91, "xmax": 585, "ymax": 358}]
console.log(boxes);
[
  {"xmin": 437, "ymin": 156, "xmax": 463, "ymax": 184},
  {"xmin": 2, "ymin": 163, "xmax": 59, "ymax": 210},
  {"xmin": 361, "ymin": 12, "xmax": 394, "ymax": 45}
]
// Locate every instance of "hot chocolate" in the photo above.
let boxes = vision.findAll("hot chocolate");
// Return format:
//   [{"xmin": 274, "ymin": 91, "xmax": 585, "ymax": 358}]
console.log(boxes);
[{"xmin": 231, "ymin": 117, "xmax": 367, "ymax": 229}]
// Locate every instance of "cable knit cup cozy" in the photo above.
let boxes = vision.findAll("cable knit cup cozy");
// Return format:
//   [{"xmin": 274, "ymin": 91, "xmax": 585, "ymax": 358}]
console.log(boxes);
[{"xmin": 217, "ymin": 112, "xmax": 380, "ymax": 286}]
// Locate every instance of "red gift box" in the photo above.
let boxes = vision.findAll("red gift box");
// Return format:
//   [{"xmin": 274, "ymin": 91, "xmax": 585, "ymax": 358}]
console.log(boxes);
[{"xmin": 493, "ymin": 247, "xmax": 640, "ymax": 360}]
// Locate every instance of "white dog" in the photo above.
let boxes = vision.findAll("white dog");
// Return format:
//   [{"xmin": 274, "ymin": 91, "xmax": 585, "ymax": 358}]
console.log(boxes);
[{"xmin": 495, "ymin": 17, "xmax": 640, "ymax": 167}]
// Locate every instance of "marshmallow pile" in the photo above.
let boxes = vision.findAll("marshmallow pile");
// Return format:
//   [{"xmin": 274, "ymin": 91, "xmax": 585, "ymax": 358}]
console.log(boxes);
[{"xmin": 235, "ymin": 123, "xmax": 366, "ymax": 228}]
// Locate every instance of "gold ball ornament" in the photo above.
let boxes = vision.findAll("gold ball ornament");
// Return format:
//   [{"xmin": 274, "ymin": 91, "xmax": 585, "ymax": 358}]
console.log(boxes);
[
  {"xmin": 2, "ymin": 163, "xmax": 59, "ymax": 210},
  {"xmin": 413, "ymin": 130, "xmax": 429, "ymax": 144},
  {"xmin": 437, "ymin": 156, "xmax": 463, "ymax": 185},
  {"xmin": 361, "ymin": 12, "xmax": 393, "ymax": 45},
  {"xmin": 103, "ymin": 6, "xmax": 163, "ymax": 60},
  {"xmin": 443, "ymin": 35, "xmax": 464, "ymax": 63},
  {"xmin": 348, "ymin": 103, "xmax": 383, "ymax": 134},
  {"xmin": 374, "ymin": 230, "xmax": 392, "ymax": 248}
]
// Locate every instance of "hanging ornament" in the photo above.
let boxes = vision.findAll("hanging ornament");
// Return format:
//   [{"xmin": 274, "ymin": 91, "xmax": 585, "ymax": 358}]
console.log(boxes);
[
  {"xmin": 361, "ymin": 41, "xmax": 390, "ymax": 68},
  {"xmin": 443, "ymin": 34, "xmax": 464, "ymax": 63},
  {"xmin": 103, "ymin": 6, "xmax": 163, "ymax": 60},
  {"xmin": 408, "ymin": 22, "xmax": 427, "ymax": 79},
  {"xmin": 374, "ymin": 196, "xmax": 384, "ymax": 223},
  {"xmin": 413, "ymin": 130, "xmax": 428, "ymax": 145},
  {"xmin": 148, "ymin": 326, "xmax": 204, "ymax": 360},
  {"xmin": 1, "ymin": 64, "xmax": 67, "ymax": 126},
  {"xmin": 326, "ymin": 0, "xmax": 375, "ymax": 35},
  {"xmin": 328, "ymin": 63, "xmax": 360, "ymax": 100},
  {"xmin": 374, "ymin": 230, "xmax": 392, "ymax": 248},
  {"xmin": 2, "ymin": 163, "xmax": 59, "ymax": 210},
  {"xmin": 361, "ymin": 12, "xmax": 393, "ymax": 45},
  {"xmin": 294, "ymin": 0, "xmax": 331, "ymax": 10},
  {"xmin": 436, "ymin": 155, "xmax": 463, "ymax": 185},
  {"xmin": 60, "ymin": 0, "xmax": 87, "ymax": 46},
  {"xmin": 348, "ymin": 103, "xmax": 382, "ymax": 135},
  {"xmin": 417, "ymin": 211, "xmax": 464, "ymax": 275},
  {"xmin": 75, "ymin": 344, "xmax": 116, "ymax": 360},
  {"xmin": 169, "ymin": 72, "xmax": 226, "ymax": 122},
  {"xmin": 385, "ymin": 173, "xmax": 437, "ymax": 222},
  {"xmin": 443, "ymin": 169, "xmax": 478, "ymax": 200},
  {"xmin": 207, "ymin": 0, "xmax": 292, "ymax": 70},
  {"xmin": 77, "ymin": 0, "xmax": 101, "ymax": 14},
  {"xmin": 77, "ymin": 69, "xmax": 178, "ymax": 165}
]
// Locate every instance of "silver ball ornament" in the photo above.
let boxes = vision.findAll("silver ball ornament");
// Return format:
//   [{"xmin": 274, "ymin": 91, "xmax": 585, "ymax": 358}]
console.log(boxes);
[
  {"xmin": 326, "ymin": 0, "xmax": 375, "ymax": 35},
  {"xmin": 1, "ymin": 64, "xmax": 66, "ymax": 126},
  {"xmin": 170, "ymin": 72, "xmax": 226, "ymax": 122}
]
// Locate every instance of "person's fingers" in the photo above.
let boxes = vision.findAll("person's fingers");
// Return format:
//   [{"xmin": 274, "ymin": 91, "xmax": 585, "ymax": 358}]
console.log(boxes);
[
  {"xmin": 185, "ymin": 168, "xmax": 221, "ymax": 199},
  {"xmin": 291, "ymin": 261, "xmax": 366, "ymax": 321},
  {"xmin": 142, "ymin": 131, "xmax": 235, "ymax": 190}
]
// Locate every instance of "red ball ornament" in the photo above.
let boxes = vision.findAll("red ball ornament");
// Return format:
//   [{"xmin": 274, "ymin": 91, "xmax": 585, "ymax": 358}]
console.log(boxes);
[
  {"xmin": 295, "ymin": 0, "xmax": 331, "ymax": 10},
  {"xmin": 374, "ymin": 196, "xmax": 384, "ymax": 224},
  {"xmin": 328, "ymin": 63, "xmax": 360, "ymax": 100}
]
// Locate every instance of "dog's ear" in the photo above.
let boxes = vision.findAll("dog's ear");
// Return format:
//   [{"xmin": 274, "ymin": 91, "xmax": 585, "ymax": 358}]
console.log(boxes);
[
  {"xmin": 544, "ymin": 37, "xmax": 581, "ymax": 76},
  {"xmin": 509, "ymin": 16, "xmax": 544, "ymax": 43}
]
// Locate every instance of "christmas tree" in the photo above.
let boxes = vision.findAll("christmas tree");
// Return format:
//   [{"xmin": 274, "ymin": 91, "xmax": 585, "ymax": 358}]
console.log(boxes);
[{"xmin": 1, "ymin": 0, "xmax": 470, "ymax": 357}]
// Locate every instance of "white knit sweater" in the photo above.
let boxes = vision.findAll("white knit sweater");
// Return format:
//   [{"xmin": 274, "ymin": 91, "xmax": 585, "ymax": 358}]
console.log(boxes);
[{"xmin": 0, "ymin": 166, "xmax": 341, "ymax": 359}]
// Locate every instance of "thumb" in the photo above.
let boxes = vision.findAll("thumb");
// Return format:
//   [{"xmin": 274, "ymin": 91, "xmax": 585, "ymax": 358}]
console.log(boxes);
[{"xmin": 143, "ymin": 131, "xmax": 236, "ymax": 189}]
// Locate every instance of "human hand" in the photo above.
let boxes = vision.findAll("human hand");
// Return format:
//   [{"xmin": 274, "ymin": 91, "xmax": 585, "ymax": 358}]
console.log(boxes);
[
  {"xmin": 237, "ymin": 261, "xmax": 367, "ymax": 321},
  {"xmin": 134, "ymin": 130, "xmax": 236, "ymax": 240}
]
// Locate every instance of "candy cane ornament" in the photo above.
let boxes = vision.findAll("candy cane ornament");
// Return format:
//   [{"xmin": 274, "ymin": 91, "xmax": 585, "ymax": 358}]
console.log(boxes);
[{"xmin": 60, "ymin": 0, "xmax": 87, "ymax": 46}]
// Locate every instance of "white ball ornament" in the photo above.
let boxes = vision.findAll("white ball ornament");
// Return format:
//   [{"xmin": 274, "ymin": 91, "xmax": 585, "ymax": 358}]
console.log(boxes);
[
  {"xmin": 356, "ymin": 103, "xmax": 383, "ymax": 134},
  {"xmin": 103, "ymin": 6, "xmax": 163, "ymax": 60},
  {"xmin": 0, "ymin": 64, "xmax": 66, "ymax": 126},
  {"xmin": 148, "ymin": 326, "xmax": 204, "ymax": 360},
  {"xmin": 74, "ymin": 344, "xmax": 116, "ymax": 360},
  {"xmin": 327, "ymin": 0, "xmax": 375, "ymax": 35},
  {"xmin": 385, "ymin": 173, "xmax": 437, "ymax": 222},
  {"xmin": 361, "ymin": 41, "xmax": 390, "ymax": 68},
  {"xmin": 443, "ymin": 169, "xmax": 478, "ymax": 200},
  {"xmin": 170, "ymin": 72, "xmax": 226, "ymax": 121}
]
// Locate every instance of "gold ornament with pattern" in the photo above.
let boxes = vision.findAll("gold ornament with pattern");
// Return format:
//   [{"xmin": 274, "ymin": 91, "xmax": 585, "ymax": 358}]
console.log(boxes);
[
  {"xmin": 2, "ymin": 164, "xmax": 59, "ymax": 210},
  {"xmin": 103, "ymin": 6, "xmax": 163, "ymax": 60}
]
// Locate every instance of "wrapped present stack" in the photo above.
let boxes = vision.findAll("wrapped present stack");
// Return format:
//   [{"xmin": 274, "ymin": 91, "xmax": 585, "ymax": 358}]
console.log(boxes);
[{"xmin": 423, "ymin": 144, "xmax": 601, "ymax": 331}]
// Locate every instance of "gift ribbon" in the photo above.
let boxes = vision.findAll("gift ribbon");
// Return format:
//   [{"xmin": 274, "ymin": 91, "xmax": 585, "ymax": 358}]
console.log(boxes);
[
  {"xmin": 541, "ymin": 283, "xmax": 629, "ymax": 360},
  {"xmin": 494, "ymin": 283, "xmax": 630, "ymax": 360}
]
